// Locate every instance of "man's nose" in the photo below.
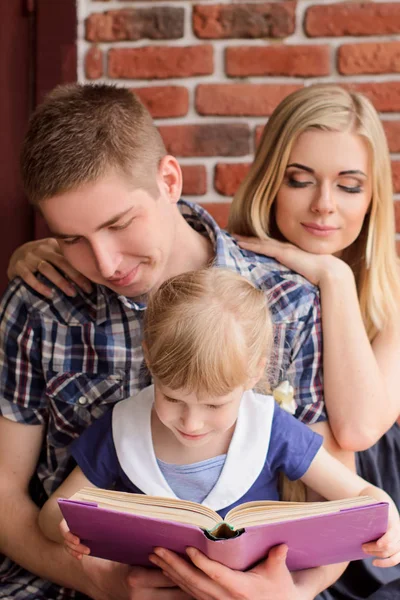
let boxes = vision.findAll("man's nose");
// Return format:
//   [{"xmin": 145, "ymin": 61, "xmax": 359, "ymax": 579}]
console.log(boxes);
[{"xmin": 90, "ymin": 238, "xmax": 120, "ymax": 279}]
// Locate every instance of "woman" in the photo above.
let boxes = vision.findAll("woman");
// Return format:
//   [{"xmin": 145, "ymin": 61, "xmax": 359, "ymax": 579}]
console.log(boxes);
[{"xmin": 229, "ymin": 84, "xmax": 400, "ymax": 452}]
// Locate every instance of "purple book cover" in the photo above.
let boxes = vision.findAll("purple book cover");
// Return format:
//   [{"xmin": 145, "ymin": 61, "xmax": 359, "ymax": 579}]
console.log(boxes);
[{"xmin": 58, "ymin": 499, "xmax": 388, "ymax": 571}]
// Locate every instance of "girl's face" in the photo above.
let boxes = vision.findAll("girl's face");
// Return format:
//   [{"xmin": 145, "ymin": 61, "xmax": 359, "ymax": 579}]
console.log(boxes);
[
  {"xmin": 153, "ymin": 383, "xmax": 244, "ymax": 449},
  {"xmin": 274, "ymin": 130, "xmax": 373, "ymax": 256}
]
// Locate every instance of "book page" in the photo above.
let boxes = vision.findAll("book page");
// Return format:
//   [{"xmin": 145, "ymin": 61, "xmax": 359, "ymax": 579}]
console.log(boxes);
[
  {"xmin": 71, "ymin": 488, "xmax": 221, "ymax": 530},
  {"xmin": 226, "ymin": 496, "xmax": 379, "ymax": 528}
]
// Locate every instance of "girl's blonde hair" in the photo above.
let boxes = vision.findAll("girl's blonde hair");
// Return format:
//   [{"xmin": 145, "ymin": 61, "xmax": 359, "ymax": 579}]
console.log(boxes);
[
  {"xmin": 144, "ymin": 268, "xmax": 273, "ymax": 396},
  {"xmin": 229, "ymin": 84, "xmax": 400, "ymax": 340}
]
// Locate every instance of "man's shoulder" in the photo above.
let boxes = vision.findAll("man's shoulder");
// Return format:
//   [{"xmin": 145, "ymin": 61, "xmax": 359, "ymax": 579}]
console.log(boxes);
[
  {"xmin": 1, "ymin": 276, "xmax": 97, "ymax": 326},
  {"xmin": 217, "ymin": 231, "xmax": 320, "ymax": 321}
]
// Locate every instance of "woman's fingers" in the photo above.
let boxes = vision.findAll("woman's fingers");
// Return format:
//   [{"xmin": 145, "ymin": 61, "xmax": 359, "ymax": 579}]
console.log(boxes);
[
  {"xmin": 36, "ymin": 252, "xmax": 93, "ymax": 294},
  {"xmin": 14, "ymin": 261, "xmax": 54, "ymax": 298},
  {"xmin": 8, "ymin": 238, "xmax": 92, "ymax": 297},
  {"xmin": 372, "ymin": 551, "xmax": 400, "ymax": 568}
]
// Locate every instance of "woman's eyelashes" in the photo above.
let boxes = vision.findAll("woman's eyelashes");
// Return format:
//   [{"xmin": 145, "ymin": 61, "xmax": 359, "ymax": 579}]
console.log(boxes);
[
  {"xmin": 286, "ymin": 177, "xmax": 311, "ymax": 188},
  {"xmin": 338, "ymin": 184, "xmax": 362, "ymax": 194},
  {"xmin": 285, "ymin": 176, "xmax": 363, "ymax": 194}
]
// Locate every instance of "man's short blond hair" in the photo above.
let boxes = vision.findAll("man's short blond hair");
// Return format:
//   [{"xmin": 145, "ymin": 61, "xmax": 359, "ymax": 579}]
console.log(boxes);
[{"xmin": 21, "ymin": 83, "xmax": 166, "ymax": 205}]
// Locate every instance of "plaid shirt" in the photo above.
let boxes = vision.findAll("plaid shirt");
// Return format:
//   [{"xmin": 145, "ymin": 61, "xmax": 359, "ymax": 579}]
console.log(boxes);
[{"xmin": 0, "ymin": 200, "xmax": 323, "ymax": 599}]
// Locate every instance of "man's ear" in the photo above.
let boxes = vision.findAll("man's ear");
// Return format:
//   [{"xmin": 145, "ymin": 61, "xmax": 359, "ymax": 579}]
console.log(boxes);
[{"xmin": 157, "ymin": 155, "xmax": 182, "ymax": 205}]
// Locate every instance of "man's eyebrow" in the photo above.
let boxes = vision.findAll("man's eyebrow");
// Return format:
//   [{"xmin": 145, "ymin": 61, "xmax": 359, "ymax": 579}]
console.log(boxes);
[{"xmin": 50, "ymin": 208, "xmax": 134, "ymax": 239}]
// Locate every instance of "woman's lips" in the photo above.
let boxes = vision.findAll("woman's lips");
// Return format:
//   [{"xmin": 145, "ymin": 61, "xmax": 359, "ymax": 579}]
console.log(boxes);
[{"xmin": 301, "ymin": 223, "xmax": 339, "ymax": 237}]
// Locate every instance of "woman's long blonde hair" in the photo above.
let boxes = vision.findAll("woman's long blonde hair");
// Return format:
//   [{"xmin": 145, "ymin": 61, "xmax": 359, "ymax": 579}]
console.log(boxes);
[{"xmin": 229, "ymin": 85, "xmax": 400, "ymax": 340}]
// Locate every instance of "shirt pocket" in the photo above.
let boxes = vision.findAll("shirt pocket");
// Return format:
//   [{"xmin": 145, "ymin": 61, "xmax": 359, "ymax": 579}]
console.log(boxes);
[
  {"xmin": 45, "ymin": 370, "xmax": 125, "ymax": 447},
  {"xmin": 42, "ymin": 320, "xmax": 129, "ymax": 447}
]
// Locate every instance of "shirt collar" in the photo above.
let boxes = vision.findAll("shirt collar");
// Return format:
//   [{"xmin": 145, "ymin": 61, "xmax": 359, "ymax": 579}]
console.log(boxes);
[{"xmin": 112, "ymin": 385, "xmax": 275, "ymax": 512}]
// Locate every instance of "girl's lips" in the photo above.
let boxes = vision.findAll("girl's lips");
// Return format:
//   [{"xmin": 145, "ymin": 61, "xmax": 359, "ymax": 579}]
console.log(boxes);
[{"xmin": 177, "ymin": 429, "xmax": 209, "ymax": 440}]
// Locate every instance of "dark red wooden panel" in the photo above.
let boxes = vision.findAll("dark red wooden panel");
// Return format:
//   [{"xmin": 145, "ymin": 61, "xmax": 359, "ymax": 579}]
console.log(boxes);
[{"xmin": 0, "ymin": 0, "xmax": 34, "ymax": 294}]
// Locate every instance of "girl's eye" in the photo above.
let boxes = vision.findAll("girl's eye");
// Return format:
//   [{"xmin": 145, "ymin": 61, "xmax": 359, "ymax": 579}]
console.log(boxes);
[
  {"xmin": 110, "ymin": 217, "xmax": 134, "ymax": 231},
  {"xmin": 286, "ymin": 177, "xmax": 312, "ymax": 188},
  {"xmin": 338, "ymin": 185, "xmax": 362, "ymax": 194},
  {"xmin": 165, "ymin": 397, "xmax": 179, "ymax": 404},
  {"xmin": 207, "ymin": 404, "xmax": 221, "ymax": 410}
]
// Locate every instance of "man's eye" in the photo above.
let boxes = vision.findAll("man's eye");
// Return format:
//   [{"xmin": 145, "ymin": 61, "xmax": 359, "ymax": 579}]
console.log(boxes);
[
  {"xmin": 110, "ymin": 218, "xmax": 134, "ymax": 231},
  {"xmin": 63, "ymin": 237, "xmax": 81, "ymax": 245}
]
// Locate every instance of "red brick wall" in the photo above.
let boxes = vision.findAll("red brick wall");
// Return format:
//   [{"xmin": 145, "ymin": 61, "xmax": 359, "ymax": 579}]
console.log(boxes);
[{"xmin": 79, "ymin": 1, "xmax": 400, "ymax": 235}]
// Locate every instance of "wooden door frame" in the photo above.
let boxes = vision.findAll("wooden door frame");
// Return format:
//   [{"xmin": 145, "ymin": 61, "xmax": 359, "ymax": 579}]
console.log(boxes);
[{"xmin": 34, "ymin": 0, "xmax": 77, "ymax": 238}]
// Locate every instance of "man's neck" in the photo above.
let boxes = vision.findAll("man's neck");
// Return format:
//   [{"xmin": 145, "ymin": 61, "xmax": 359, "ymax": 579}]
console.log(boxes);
[{"xmin": 163, "ymin": 209, "xmax": 214, "ymax": 281}]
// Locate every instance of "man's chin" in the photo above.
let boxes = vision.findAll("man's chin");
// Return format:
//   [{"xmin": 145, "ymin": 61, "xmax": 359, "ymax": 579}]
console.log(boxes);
[{"xmin": 105, "ymin": 268, "xmax": 157, "ymax": 299}]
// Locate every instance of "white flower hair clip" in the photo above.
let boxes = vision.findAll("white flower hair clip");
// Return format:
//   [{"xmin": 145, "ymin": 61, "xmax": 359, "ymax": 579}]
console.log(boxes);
[{"xmin": 272, "ymin": 380, "xmax": 296, "ymax": 415}]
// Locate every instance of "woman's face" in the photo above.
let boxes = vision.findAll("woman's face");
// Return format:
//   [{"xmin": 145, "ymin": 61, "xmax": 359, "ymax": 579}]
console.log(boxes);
[{"xmin": 274, "ymin": 130, "xmax": 373, "ymax": 256}]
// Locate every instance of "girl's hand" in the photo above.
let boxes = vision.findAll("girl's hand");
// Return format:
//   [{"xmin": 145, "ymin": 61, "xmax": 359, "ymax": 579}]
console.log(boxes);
[
  {"xmin": 362, "ymin": 504, "xmax": 400, "ymax": 568},
  {"xmin": 59, "ymin": 518, "xmax": 91, "ymax": 561},
  {"xmin": 234, "ymin": 235, "xmax": 351, "ymax": 287},
  {"xmin": 7, "ymin": 239, "xmax": 92, "ymax": 298}
]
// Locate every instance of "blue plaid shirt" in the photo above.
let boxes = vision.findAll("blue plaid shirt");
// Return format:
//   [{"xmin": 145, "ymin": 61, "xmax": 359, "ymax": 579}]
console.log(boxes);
[{"xmin": 0, "ymin": 200, "xmax": 324, "ymax": 599}]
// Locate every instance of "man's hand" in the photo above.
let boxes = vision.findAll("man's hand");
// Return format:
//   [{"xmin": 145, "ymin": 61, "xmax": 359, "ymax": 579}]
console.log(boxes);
[
  {"xmin": 148, "ymin": 544, "xmax": 310, "ymax": 600},
  {"xmin": 82, "ymin": 555, "xmax": 192, "ymax": 600}
]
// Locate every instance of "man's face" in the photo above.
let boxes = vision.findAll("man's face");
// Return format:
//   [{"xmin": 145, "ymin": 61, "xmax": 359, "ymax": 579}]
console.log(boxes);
[{"xmin": 40, "ymin": 167, "xmax": 180, "ymax": 298}]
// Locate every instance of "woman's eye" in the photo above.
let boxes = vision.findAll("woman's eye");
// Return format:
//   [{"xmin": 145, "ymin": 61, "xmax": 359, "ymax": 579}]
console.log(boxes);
[
  {"xmin": 338, "ymin": 185, "xmax": 362, "ymax": 194},
  {"xmin": 110, "ymin": 217, "xmax": 134, "ymax": 231},
  {"xmin": 286, "ymin": 177, "xmax": 311, "ymax": 188}
]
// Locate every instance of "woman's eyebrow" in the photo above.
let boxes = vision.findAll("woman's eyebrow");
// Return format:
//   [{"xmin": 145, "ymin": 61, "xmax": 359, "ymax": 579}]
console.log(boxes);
[
  {"xmin": 287, "ymin": 164, "xmax": 367, "ymax": 178},
  {"xmin": 338, "ymin": 169, "xmax": 367, "ymax": 177},
  {"xmin": 286, "ymin": 162, "xmax": 314, "ymax": 173}
]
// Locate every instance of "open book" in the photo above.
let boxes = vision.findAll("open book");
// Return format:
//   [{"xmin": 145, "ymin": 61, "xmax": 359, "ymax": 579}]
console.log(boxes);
[{"xmin": 59, "ymin": 488, "xmax": 388, "ymax": 572}]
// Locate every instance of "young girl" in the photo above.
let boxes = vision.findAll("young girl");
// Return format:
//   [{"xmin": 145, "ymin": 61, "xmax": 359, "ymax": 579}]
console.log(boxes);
[
  {"xmin": 229, "ymin": 84, "xmax": 400, "ymax": 453},
  {"xmin": 38, "ymin": 268, "xmax": 400, "ymax": 568}
]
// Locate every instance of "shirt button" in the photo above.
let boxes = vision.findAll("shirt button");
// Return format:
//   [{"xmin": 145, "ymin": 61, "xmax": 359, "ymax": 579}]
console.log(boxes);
[{"xmin": 78, "ymin": 396, "xmax": 88, "ymax": 406}]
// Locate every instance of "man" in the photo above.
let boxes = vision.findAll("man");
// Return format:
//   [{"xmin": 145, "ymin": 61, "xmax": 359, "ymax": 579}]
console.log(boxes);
[{"xmin": 0, "ymin": 83, "xmax": 342, "ymax": 599}]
